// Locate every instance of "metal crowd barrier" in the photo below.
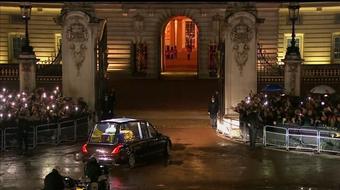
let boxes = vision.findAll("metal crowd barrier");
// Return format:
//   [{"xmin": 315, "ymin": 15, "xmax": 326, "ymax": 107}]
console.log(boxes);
[
  {"xmin": 319, "ymin": 130, "xmax": 340, "ymax": 154},
  {"xmin": 36, "ymin": 123, "xmax": 59, "ymax": 146},
  {"xmin": 263, "ymin": 125, "xmax": 340, "ymax": 154},
  {"xmin": 58, "ymin": 120, "xmax": 77, "ymax": 144},
  {"xmin": 0, "ymin": 128, "xmax": 3, "ymax": 151},
  {"xmin": 75, "ymin": 117, "xmax": 90, "ymax": 140},
  {"xmin": 216, "ymin": 117, "xmax": 241, "ymax": 139},
  {"xmin": 287, "ymin": 128, "xmax": 318, "ymax": 151},
  {"xmin": 3, "ymin": 126, "xmax": 36, "ymax": 151},
  {"xmin": 263, "ymin": 125, "xmax": 287, "ymax": 149},
  {"xmin": 0, "ymin": 116, "xmax": 89, "ymax": 152}
]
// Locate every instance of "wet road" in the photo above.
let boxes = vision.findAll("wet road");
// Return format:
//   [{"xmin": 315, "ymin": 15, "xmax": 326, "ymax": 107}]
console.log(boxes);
[{"xmin": 1, "ymin": 118, "xmax": 340, "ymax": 190}]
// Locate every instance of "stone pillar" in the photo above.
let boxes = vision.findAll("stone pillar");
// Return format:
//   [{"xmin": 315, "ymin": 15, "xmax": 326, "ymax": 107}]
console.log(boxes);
[
  {"xmin": 224, "ymin": 11, "xmax": 258, "ymax": 116},
  {"xmin": 19, "ymin": 52, "xmax": 39, "ymax": 92},
  {"xmin": 133, "ymin": 14, "xmax": 144, "ymax": 43},
  {"xmin": 282, "ymin": 54, "xmax": 303, "ymax": 96},
  {"xmin": 56, "ymin": 3, "xmax": 100, "ymax": 111}
]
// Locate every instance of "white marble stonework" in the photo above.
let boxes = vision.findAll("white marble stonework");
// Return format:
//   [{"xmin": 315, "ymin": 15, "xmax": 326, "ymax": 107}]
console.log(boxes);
[
  {"xmin": 283, "ymin": 54, "xmax": 303, "ymax": 96},
  {"xmin": 60, "ymin": 11, "xmax": 99, "ymax": 111},
  {"xmin": 19, "ymin": 53, "xmax": 38, "ymax": 92},
  {"xmin": 225, "ymin": 11, "xmax": 257, "ymax": 115}
]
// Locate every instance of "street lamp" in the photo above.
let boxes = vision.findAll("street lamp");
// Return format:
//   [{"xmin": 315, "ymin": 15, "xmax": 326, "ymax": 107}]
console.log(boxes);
[
  {"xmin": 20, "ymin": 2, "xmax": 33, "ymax": 53},
  {"xmin": 286, "ymin": 2, "xmax": 300, "ymax": 58}
]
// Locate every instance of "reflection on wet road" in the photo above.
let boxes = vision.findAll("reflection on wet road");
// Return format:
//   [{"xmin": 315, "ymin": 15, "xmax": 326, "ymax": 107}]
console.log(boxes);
[{"xmin": 1, "ymin": 127, "xmax": 340, "ymax": 190}]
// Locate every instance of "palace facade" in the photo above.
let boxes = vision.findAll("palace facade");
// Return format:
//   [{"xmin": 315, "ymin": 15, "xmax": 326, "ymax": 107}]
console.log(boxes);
[{"xmin": 0, "ymin": 2, "xmax": 339, "ymax": 79}]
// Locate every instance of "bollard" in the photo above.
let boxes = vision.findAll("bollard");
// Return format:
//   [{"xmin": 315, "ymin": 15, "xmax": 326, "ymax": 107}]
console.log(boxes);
[
  {"xmin": 263, "ymin": 126, "xmax": 267, "ymax": 146},
  {"xmin": 74, "ymin": 120, "xmax": 77, "ymax": 142},
  {"xmin": 286, "ymin": 128, "xmax": 289, "ymax": 151}
]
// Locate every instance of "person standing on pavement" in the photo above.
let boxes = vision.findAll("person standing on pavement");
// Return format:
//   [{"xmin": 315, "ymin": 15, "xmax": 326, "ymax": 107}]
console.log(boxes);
[
  {"xmin": 17, "ymin": 109, "xmax": 29, "ymax": 154},
  {"xmin": 214, "ymin": 91, "xmax": 220, "ymax": 113},
  {"xmin": 208, "ymin": 96, "xmax": 219, "ymax": 129},
  {"xmin": 108, "ymin": 88, "xmax": 116, "ymax": 117},
  {"xmin": 246, "ymin": 106, "xmax": 263, "ymax": 149},
  {"xmin": 235, "ymin": 101, "xmax": 247, "ymax": 141}
]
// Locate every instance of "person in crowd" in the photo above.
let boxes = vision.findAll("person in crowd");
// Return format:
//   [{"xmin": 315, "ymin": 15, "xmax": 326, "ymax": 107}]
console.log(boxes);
[
  {"xmin": 334, "ymin": 114, "xmax": 340, "ymax": 129},
  {"xmin": 246, "ymin": 106, "xmax": 262, "ymax": 150},
  {"xmin": 0, "ymin": 87, "xmax": 89, "ymax": 129},
  {"xmin": 208, "ymin": 96, "xmax": 219, "ymax": 129},
  {"xmin": 328, "ymin": 113, "xmax": 336, "ymax": 128},
  {"xmin": 235, "ymin": 101, "xmax": 248, "ymax": 141},
  {"xmin": 303, "ymin": 109, "xmax": 314, "ymax": 126},
  {"xmin": 314, "ymin": 114, "xmax": 322, "ymax": 127},
  {"xmin": 234, "ymin": 92, "xmax": 340, "ymax": 130},
  {"xmin": 17, "ymin": 108, "xmax": 29, "ymax": 154},
  {"xmin": 320, "ymin": 113, "xmax": 329, "ymax": 127},
  {"xmin": 43, "ymin": 167, "xmax": 65, "ymax": 190},
  {"xmin": 77, "ymin": 97, "xmax": 88, "ymax": 113}
]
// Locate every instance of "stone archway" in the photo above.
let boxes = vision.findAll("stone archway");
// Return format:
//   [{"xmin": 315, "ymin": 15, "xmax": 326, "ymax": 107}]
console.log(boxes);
[
  {"xmin": 161, "ymin": 16, "xmax": 199, "ymax": 75},
  {"xmin": 156, "ymin": 9, "xmax": 201, "ymax": 77}
]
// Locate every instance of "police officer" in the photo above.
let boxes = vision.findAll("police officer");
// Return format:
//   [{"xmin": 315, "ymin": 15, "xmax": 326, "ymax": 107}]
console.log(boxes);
[
  {"xmin": 108, "ymin": 89, "xmax": 116, "ymax": 117},
  {"xmin": 208, "ymin": 96, "xmax": 219, "ymax": 129},
  {"xmin": 17, "ymin": 109, "xmax": 29, "ymax": 154},
  {"xmin": 247, "ymin": 106, "xmax": 263, "ymax": 149}
]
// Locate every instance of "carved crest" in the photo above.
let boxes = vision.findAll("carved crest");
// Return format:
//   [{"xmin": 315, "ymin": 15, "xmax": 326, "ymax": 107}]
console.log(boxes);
[
  {"xmin": 230, "ymin": 18, "xmax": 253, "ymax": 74},
  {"xmin": 21, "ymin": 63, "xmax": 31, "ymax": 72},
  {"xmin": 288, "ymin": 63, "xmax": 298, "ymax": 73},
  {"xmin": 66, "ymin": 16, "xmax": 88, "ymax": 75}
]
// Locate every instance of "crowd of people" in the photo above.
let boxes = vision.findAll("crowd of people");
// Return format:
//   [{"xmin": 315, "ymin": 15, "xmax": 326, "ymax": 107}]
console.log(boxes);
[
  {"xmin": 0, "ymin": 86, "xmax": 90, "ymax": 128},
  {"xmin": 234, "ymin": 91, "xmax": 340, "ymax": 130}
]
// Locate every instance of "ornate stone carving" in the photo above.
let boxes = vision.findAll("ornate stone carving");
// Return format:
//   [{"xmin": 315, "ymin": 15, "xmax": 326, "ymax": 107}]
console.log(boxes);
[
  {"xmin": 133, "ymin": 14, "xmax": 144, "ymax": 32},
  {"xmin": 230, "ymin": 18, "xmax": 253, "ymax": 74},
  {"xmin": 287, "ymin": 63, "xmax": 298, "ymax": 72},
  {"xmin": 21, "ymin": 63, "xmax": 31, "ymax": 72},
  {"xmin": 66, "ymin": 16, "xmax": 88, "ymax": 75}
]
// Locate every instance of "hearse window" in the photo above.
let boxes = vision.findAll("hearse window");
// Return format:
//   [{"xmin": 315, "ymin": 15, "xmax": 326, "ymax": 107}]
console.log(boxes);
[
  {"xmin": 140, "ymin": 122, "xmax": 150, "ymax": 139},
  {"xmin": 147, "ymin": 122, "xmax": 158, "ymax": 137},
  {"xmin": 90, "ymin": 123, "xmax": 118, "ymax": 144},
  {"xmin": 119, "ymin": 122, "xmax": 141, "ymax": 141}
]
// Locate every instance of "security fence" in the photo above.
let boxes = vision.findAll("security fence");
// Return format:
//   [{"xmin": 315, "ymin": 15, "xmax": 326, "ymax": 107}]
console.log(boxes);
[
  {"xmin": 263, "ymin": 125, "xmax": 340, "ymax": 154},
  {"xmin": 0, "ymin": 116, "xmax": 89, "ymax": 151},
  {"xmin": 0, "ymin": 128, "xmax": 2, "ymax": 151}
]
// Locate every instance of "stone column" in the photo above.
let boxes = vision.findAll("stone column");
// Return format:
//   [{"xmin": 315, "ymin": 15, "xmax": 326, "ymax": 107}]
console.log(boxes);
[
  {"xmin": 282, "ymin": 54, "xmax": 303, "ymax": 96},
  {"xmin": 19, "ymin": 52, "xmax": 39, "ymax": 92},
  {"xmin": 133, "ymin": 14, "xmax": 144, "ymax": 43},
  {"xmin": 56, "ymin": 3, "xmax": 100, "ymax": 111},
  {"xmin": 224, "ymin": 11, "xmax": 258, "ymax": 116}
]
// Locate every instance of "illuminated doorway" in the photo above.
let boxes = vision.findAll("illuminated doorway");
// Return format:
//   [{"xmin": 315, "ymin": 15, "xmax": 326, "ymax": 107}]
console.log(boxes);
[{"xmin": 162, "ymin": 16, "xmax": 198, "ymax": 74}]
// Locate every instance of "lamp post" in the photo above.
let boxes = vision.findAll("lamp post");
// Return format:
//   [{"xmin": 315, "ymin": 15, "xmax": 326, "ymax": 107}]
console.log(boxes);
[
  {"xmin": 283, "ymin": 2, "xmax": 302, "ymax": 96},
  {"xmin": 286, "ymin": 2, "xmax": 300, "ymax": 58},
  {"xmin": 20, "ymin": 2, "xmax": 33, "ymax": 54}
]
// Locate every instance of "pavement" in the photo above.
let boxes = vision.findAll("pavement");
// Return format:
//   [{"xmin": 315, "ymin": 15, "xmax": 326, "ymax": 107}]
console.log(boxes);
[
  {"xmin": 1, "ymin": 107, "xmax": 340, "ymax": 190},
  {"xmin": 1, "ymin": 78, "xmax": 340, "ymax": 189}
]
